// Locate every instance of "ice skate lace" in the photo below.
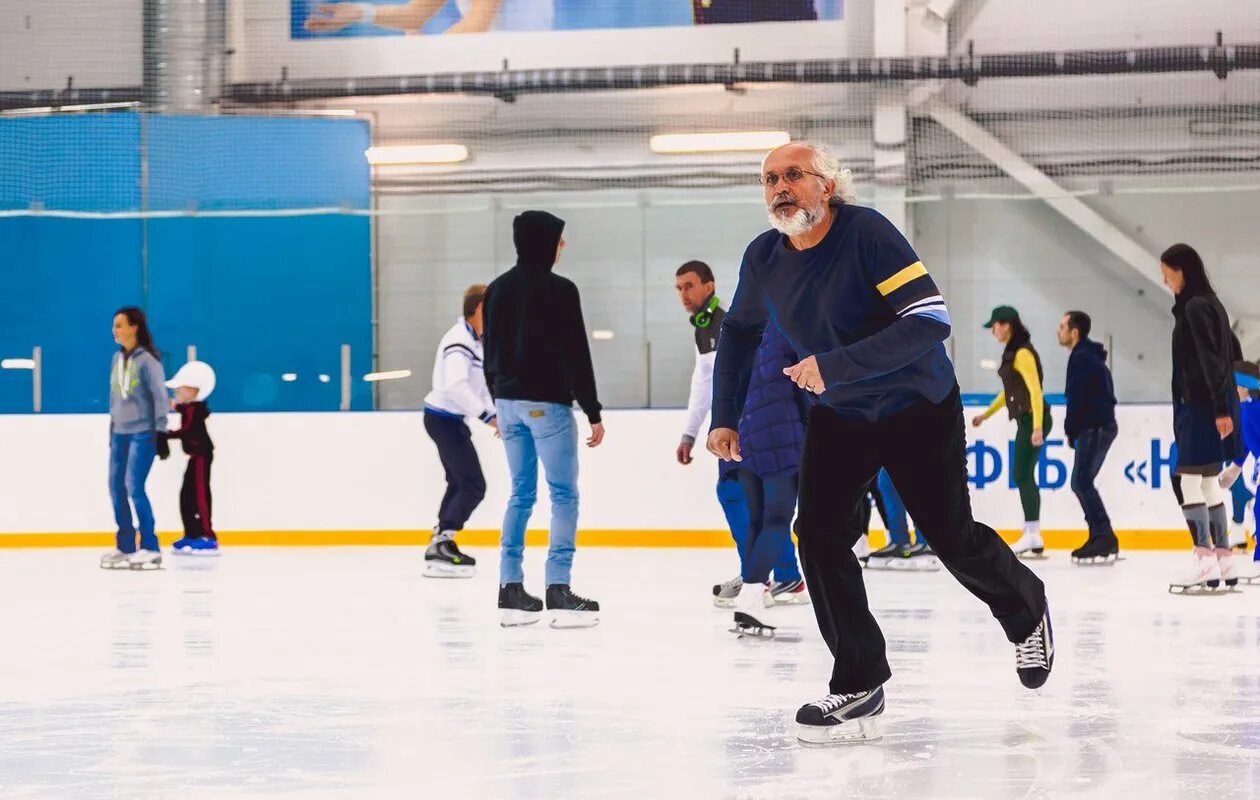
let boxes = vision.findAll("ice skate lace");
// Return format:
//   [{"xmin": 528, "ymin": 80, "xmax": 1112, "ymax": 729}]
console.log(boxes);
[
  {"xmin": 809, "ymin": 692, "xmax": 865, "ymax": 714},
  {"xmin": 1015, "ymin": 622, "xmax": 1048, "ymax": 670}
]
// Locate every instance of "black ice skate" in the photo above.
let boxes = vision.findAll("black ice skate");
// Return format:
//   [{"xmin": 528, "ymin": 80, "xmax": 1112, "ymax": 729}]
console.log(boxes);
[
  {"xmin": 1071, "ymin": 534, "xmax": 1120, "ymax": 566},
  {"xmin": 865, "ymin": 542, "xmax": 911, "ymax": 570},
  {"xmin": 795, "ymin": 686, "xmax": 885, "ymax": 744},
  {"xmin": 545, "ymin": 584, "xmax": 600, "ymax": 629},
  {"xmin": 1015, "ymin": 607, "xmax": 1054, "ymax": 689},
  {"xmin": 424, "ymin": 530, "xmax": 476, "ymax": 579},
  {"xmin": 498, "ymin": 583, "xmax": 543, "ymax": 627}
]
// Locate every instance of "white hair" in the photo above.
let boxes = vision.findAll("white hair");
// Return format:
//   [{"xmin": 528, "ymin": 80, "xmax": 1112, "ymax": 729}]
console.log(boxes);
[{"xmin": 761, "ymin": 142, "xmax": 857, "ymax": 204}]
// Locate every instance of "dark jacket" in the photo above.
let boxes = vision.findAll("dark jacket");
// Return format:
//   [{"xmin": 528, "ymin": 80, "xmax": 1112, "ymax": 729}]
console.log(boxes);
[
  {"xmin": 482, "ymin": 211, "xmax": 602, "ymax": 424},
  {"xmin": 737, "ymin": 325, "xmax": 809, "ymax": 479},
  {"xmin": 1171, "ymin": 292, "xmax": 1238, "ymax": 416},
  {"xmin": 997, "ymin": 333, "xmax": 1045, "ymax": 421},
  {"xmin": 166, "ymin": 401, "xmax": 213, "ymax": 456},
  {"xmin": 1063, "ymin": 338, "xmax": 1116, "ymax": 443}
]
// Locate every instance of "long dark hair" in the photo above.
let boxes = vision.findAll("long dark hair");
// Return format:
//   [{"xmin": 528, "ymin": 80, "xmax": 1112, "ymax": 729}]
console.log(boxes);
[
  {"xmin": 1161, "ymin": 243, "xmax": 1215, "ymax": 300},
  {"xmin": 1004, "ymin": 315, "xmax": 1033, "ymax": 355},
  {"xmin": 115, "ymin": 306, "xmax": 160, "ymax": 360}
]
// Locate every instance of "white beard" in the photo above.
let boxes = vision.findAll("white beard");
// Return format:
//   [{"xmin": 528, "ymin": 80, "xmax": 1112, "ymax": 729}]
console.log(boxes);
[{"xmin": 767, "ymin": 202, "xmax": 824, "ymax": 237}]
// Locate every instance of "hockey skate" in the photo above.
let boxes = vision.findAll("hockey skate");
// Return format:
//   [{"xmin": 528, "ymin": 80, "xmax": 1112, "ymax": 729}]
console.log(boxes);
[
  {"xmin": 865, "ymin": 542, "xmax": 911, "ymax": 570},
  {"xmin": 712, "ymin": 575, "xmax": 742, "ymax": 609},
  {"xmin": 424, "ymin": 529, "xmax": 475, "ymax": 578},
  {"xmin": 546, "ymin": 584, "xmax": 600, "ymax": 629},
  {"xmin": 498, "ymin": 583, "xmax": 543, "ymax": 627},
  {"xmin": 99, "ymin": 549, "xmax": 132, "ymax": 570},
  {"xmin": 1169, "ymin": 549, "xmax": 1230, "ymax": 595},
  {"xmin": 1015, "ymin": 607, "xmax": 1054, "ymax": 689},
  {"xmin": 1011, "ymin": 527, "xmax": 1047, "ymax": 560},
  {"xmin": 852, "ymin": 536, "xmax": 871, "ymax": 565},
  {"xmin": 795, "ymin": 686, "xmax": 885, "ymax": 745},
  {"xmin": 765, "ymin": 579, "xmax": 810, "ymax": 606},
  {"xmin": 1071, "ymin": 533, "xmax": 1120, "ymax": 565},
  {"xmin": 127, "ymin": 550, "xmax": 163, "ymax": 571}
]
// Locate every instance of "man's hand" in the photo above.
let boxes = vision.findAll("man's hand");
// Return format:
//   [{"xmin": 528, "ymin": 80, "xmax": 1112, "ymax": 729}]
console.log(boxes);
[
  {"xmin": 676, "ymin": 440, "xmax": 694, "ymax": 465},
  {"xmin": 1216, "ymin": 415, "xmax": 1234, "ymax": 440},
  {"xmin": 304, "ymin": 3, "xmax": 365, "ymax": 32},
  {"xmin": 971, "ymin": 414, "xmax": 986, "ymax": 429},
  {"xmin": 783, "ymin": 356, "xmax": 825, "ymax": 395},
  {"xmin": 587, "ymin": 422, "xmax": 605, "ymax": 448},
  {"xmin": 1031, "ymin": 429, "xmax": 1044, "ymax": 447},
  {"xmin": 706, "ymin": 428, "xmax": 742, "ymax": 462}
]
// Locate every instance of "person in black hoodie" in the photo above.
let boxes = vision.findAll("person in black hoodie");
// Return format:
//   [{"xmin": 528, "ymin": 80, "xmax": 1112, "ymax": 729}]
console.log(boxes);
[
  {"xmin": 482, "ymin": 210, "xmax": 605, "ymax": 629},
  {"xmin": 1161, "ymin": 243, "xmax": 1244, "ymax": 592},
  {"xmin": 164, "ymin": 361, "xmax": 219, "ymax": 555},
  {"xmin": 1056, "ymin": 311, "xmax": 1119, "ymax": 563}
]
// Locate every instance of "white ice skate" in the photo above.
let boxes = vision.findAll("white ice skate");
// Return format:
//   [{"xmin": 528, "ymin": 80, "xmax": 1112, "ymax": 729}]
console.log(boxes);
[
  {"xmin": 852, "ymin": 536, "xmax": 871, "ymax": 566},
  {"xmin": 99, "ymin": 549, "xmax": 131, "ymax": 570},
  {"xmin": 1228, "ymin": 519, "xmax": 1250, "ymax": 551},
  {"xmin": 731, "ymin": 584, "xmax": 779, "ymax": 638},
  {"xmin": 126, "ymin": 550, "xmax": 163, "ymax": 571},
  {"xmin": 712, "ymin": 575, "xmax": 742, "ymax": 609},
  {"xmin": 1169, "ymin": 550, "xmax": 1227, "ymax": 595},
  {"xmin": 1217, "ymin": 550, "xmax": 1243, "ymax": 589},
  {"xmin": 1011, "ymin": 527, "xmax": 1047, "ymax": 560}
]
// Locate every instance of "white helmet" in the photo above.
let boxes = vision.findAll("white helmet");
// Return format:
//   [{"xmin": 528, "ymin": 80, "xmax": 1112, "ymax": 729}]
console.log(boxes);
[{"xmin": 165, "ymin": 360, "xmax": 217, "ymax": 402}]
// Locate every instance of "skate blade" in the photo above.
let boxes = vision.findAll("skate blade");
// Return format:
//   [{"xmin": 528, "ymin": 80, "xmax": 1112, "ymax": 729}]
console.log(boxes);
[
  {"xmin": 172, "ymin": 549, "xmax": 220, "ymax": 557},
  {"xmin": 713, "ymin": 597, "xmax": 736, "ymax": 609},
  {"xmin": 499, "ymin": 609, "xmax": 541, "ymax": 627},
  {"xmin": 1168, "ymin": 583, "xmax": 1232, "ymax": 595},
  {"xmin": 796, "ymin": 716, "xmax": 882, "ymax": 745},
  {"xmin": 100, "ymin": 562, "xmax": 131, "ymax": 570},
  {"xmin": 1071, "ymin": 554, "xmax": 1119, "ymax": 566},
  {"xmin": 549, "ymin": 610, "xmax": 599, "ymax": 629},
  {"xmin": 1016, "ymin": 551, "xmax": 1049, "ymax": 561},
  {"xmin": 127, "ymin": 563, "xmax": 163, "ymax": 571},
  {"xmin": 1238, "ymin": 574, "xmax": 1260, "ymax": 586},
  {"xmin": 769, "ymin": 593, "xmax": 812, "ymax": 607},
  {"xmin": 424, "ymin": 562, "xmax": 475, "ymax": 579}
]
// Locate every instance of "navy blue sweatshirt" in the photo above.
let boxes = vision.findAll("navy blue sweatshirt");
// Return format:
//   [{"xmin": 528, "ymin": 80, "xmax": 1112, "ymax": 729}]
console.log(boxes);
[
  {"xmin": 713, "ymin": 203, "xmax": 955, "ymax": 428},
  {"xmin": 1063, "ymin": 338, "xmax": 1116, "ymax": 443}
]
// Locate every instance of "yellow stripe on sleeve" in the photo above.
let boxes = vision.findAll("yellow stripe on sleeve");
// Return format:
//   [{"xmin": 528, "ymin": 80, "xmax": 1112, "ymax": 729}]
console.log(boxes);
[{"xmin": 876, "ymin": 261, "xmax": 928, "ymax": 296}]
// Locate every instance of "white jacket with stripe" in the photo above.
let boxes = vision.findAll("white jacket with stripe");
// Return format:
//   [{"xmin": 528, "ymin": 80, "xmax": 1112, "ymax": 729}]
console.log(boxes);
[{"xmin": 423, "ymin": 318, "xmax": 496, "ymax": 424}]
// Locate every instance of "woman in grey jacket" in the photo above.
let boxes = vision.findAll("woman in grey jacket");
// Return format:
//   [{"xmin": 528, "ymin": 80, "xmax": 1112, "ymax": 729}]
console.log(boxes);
[{"xmin": 101, "ymin": 307, "xmax": 170, "ymax": 570}]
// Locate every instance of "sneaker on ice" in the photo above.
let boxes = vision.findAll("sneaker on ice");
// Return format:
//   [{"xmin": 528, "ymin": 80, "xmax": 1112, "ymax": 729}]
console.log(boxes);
[
  {"xmin": 712, "ymin": 575, "xmax": 742, "ymax": 608},
  {"xmin": 100, "ymin": 549, "xmax": 132, "ymax": 569},
  {"xmin": 1015, "ymin": 608, "xmax": 1054, "ymax": 689},
  {"xmin": 545, "ymin": 584, "xmax": 599, "ymax": 629},
  {"xmin": 795, "ymin": 686, "xmax": 885, "ymax": 744},
  {"xmin": 765, "ymin": 579, "xmax": 810, "ymax": 607},
  {"xmin": 498, "ymin": 583, "xmax": 543, "ymax": 627}
]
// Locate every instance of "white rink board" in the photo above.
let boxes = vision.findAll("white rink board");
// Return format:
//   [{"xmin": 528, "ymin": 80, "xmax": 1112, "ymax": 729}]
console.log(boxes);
[{"xmin": 0, "ymin": 405, "xmax": 1229, "ymax": 538}]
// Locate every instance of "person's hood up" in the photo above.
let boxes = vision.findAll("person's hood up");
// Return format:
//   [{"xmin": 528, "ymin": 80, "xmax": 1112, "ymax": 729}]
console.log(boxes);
[{"xmin": 513, "ymin": 210, "xmax": 566, "ymax": 271}]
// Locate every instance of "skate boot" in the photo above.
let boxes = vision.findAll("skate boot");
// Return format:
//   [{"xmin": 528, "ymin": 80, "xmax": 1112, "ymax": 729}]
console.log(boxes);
[
  {"xmin": 852, "ymin": 536, "xmax": 871, "ymax": 565},
  {"xmin": 171, "ymin": 538, "xmax": 193, "ymax": 554},
  {"xmin": 712, "ymin": 575, "xmax": 742, "ymax": 609},
  {"xmin": 1071, "ymin": 533, "xmax": 1119, "ymax": 565},
  {"xmin": 866, "ymin": 542, "xmax": 912, "ymax": 570},
  {"xmin": 186, "ymin": 538, "xmax": 220, "ymax": 556},
  {"xmin": 794, "ymin": 685, "xmax": 885, "ymax": 744},
  {"xmin": 1217, "ymin": 548, "xmax": 1240, "ymax": 589},
  {"xmin": 1011, "ymin": 524, "xmax": 1046, "ymax": 559},
  {"xmin": 1229, "ymin": 519, "xmax": 1250, "ymax": 552},
  {"xmin": 1169, "ymin": 548, "xmax": 1224, "ymax": 594},
  {"xmin": 905, "ymin": 541, "xmax": 942, "ymax": 571},
  {"xmin": 100, "ymin": 549, "xmax": 132, "ymax": 570},
  {"xmin": 424, "ymin": 528, "xmax": 475, "ymax": 578},
  {"xmin": 545, "ymin": 584, "xmax": 600, "ymax": 629},
  {"xmin": 765, "ymin": 579, "xmax": 810, "ymax": 607},
  {"xmin": 498, "ymin": 583, "xmax": 543, "ymax": 627},
  {"xmin": 127, "ymin": 550, "xmax": 163, "ymax": 571},
  {"xmin": 1015, "ymin": 607, "xmax": 1054, "ymax": 689},
  {"xmin": 732, "ymin": 583, "xmax": 775, "ymax": 637}
]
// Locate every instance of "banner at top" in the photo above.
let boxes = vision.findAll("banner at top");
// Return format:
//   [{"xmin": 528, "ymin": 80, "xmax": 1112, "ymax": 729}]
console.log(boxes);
[{"xmin": 293, "ymin": 0, "xmax": 844, "ymax": 39}]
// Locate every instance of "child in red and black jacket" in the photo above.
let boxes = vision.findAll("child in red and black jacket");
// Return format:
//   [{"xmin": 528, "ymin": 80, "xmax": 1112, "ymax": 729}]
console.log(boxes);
[{"xmin": 164, "ymin": 361, "xmax": 218, "ymax": 555}]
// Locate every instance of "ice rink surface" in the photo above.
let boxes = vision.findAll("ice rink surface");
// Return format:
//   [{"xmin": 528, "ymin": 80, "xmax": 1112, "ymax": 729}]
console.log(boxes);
[{"xmin": 0, "ymin": 546, "xmax": 1257, "ymax": 799}]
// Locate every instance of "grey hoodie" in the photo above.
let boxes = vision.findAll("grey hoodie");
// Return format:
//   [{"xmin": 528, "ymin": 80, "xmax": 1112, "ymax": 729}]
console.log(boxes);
[{"xmin": 109, "ymin": 348, "xmax": 168, "ymax": 435}]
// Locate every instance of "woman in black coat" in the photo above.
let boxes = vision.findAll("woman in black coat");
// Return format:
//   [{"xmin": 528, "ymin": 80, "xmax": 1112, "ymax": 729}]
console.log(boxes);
[{"xmin": 1160, "ymin": 243, "xmax": 1244, "ymax": 591}]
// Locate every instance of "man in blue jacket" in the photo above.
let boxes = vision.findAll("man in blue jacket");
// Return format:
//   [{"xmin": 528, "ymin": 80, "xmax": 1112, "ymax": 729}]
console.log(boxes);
[{"xmin": 1057, "ymin": 311, "xmax": 1119, "ymax": 564}]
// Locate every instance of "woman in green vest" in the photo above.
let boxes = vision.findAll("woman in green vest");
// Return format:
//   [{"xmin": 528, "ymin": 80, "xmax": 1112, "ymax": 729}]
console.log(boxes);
[{"xmin": 972, "ymin": 306, "xmax": 1053, "ymax": 558}]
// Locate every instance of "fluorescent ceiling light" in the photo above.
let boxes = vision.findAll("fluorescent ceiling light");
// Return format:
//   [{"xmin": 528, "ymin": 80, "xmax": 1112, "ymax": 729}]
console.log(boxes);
[
  {"xmin": 281, "ymin": 373, "xmax": 298, "ymax": 382},
  {"xmin": 1, "ymin": 358, "xmax": 35, "ymax": 369},
  {"xmin": 363, "ymin": 369, "xmax": 412, "ymax": 382},
  {"xmin": 365, "ymin": 144, "xmax": 469, "ymax": 165},
  {"xmin": 591, "ymin": 330, "xmax": 615, "ymax": 341},
  {"xmin": 649, "ymin": 131, "xmax": 790, "ymax": 155}
]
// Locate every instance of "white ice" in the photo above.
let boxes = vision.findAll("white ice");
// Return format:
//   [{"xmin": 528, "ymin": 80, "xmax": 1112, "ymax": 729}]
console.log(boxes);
[{"xmin": 0, "ymin": 547, "xmax": 1258, "ymax": 799}]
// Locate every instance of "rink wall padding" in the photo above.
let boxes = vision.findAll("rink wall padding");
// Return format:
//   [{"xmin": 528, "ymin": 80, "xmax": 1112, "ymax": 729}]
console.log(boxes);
[{"xmin": 0, "ymin": 408, "xmax": 1243, "ymax": 549}]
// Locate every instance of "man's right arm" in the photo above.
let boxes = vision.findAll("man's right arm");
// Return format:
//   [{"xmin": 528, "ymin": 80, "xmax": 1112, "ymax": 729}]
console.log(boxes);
[
  {"xmin": 682, "ymin": 350, "xmax": 714, "ymax": 444},
  {"xmin": 711, "ymin": 247, "xmax": 768, "ymax": 431}
]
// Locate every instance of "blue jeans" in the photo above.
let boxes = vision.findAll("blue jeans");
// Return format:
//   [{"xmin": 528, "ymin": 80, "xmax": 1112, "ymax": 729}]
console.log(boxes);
[
  {"xmin": 496, "ymin": 400, "xmax": 580, "ymax": 586},
  {"xmin": 737, "ymin": 471, "xmax": 802, "ymax": 584},
  {"xmin": 716, "ymin": 471, "xmax": 750, "ymax": 564},
  {"xmin": 876, "ymin": 469, "xmax": 912, "ymax": 546},
  {"xmin": 1070, "ymin": 424, "xmax": 1117, "ymax": 537},
  {"xmin": 109, "ymin": 432, "xmax": 158, "ymax": 553}
]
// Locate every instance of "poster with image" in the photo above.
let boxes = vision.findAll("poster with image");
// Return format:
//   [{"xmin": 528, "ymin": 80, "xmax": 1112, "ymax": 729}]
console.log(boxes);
[{"xmin": 292, "ymin": 0, "xmax": 843, "ymax": 39}]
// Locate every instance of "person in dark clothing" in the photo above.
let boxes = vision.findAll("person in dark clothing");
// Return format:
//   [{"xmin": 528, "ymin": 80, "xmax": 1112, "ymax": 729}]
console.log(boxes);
[
  {"xmin": 693, "ymin": 0, "xmax": 818, "ymax": 24},
  {"xmin": 1160, "ymin": 243, "xmax": 1244, "ymax": 591},
  {"xmin": 1056, "ymin": 310, "xmax": 1120, "ymax": 563},
  {"xmin": 1221, "ymin": 360, "xmax": 1259, "ymax": 557},
  {"xmin": 164, "ymin": 361, "xmax": 218, "ymax": 556},
  {"xmin": 482, "ymin": 210, "xmax": 605, "ymax": 628},
  {"xmin": 709, "ymin": 142, "xmax": 1051, "ymax": 745},
  {"xmin": 973, "ymin": 306, "xmax": 1053, "ymax": 558}
]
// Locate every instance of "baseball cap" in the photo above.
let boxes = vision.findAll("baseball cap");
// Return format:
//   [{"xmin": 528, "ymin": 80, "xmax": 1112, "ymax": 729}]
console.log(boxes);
[{"xmin": 982, "ymin": 306, "xmax": 1020, "ymax": 329}]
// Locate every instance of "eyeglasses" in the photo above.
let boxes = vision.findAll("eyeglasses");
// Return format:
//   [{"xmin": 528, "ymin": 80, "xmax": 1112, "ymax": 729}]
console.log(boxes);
[{"xmin": 758, "ymin": 167, "xmax": 826, "ymax": 188}]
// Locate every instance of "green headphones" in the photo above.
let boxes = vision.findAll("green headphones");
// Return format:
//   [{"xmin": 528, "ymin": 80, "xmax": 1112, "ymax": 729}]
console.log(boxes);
[{"xmin": 691, "ymin": 295, "xmax": 720, "ymax": 329}]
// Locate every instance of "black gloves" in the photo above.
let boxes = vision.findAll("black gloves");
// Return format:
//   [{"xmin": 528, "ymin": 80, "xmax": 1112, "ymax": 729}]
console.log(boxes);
[{"xmin": 156, "ymin": 434, "xmax": 171, "ymax": 460}]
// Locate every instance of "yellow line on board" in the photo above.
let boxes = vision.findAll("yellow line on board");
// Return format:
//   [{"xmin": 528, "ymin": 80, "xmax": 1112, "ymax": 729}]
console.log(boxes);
[{"xmin": 0, "ymin": 529, "xmax": 1231, "ymax": 550}]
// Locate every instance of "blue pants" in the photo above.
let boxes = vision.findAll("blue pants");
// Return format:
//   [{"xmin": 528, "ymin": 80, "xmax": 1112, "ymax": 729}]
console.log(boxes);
[
  {"xmin": 496, "ymin": 400, "xmax": 579, "ymax": 587},
  {"xmin": 716, "ymin": 470, "xmax": 750, "ymax": 560},
  {"xmin": 737, "ymin": 471, "xmax": 802, "ymax": 584},
  {"xmin": 1071, "ymin": 424, "xmax": 1118, "ymax": 537},
  {"xmin": 109, "ymin": 432, "xmax": 158, "ymax": 553},
  {"xmin": 876, "ymin": 469, "xmax": 912, "ymax": 546},
  {"xmin": 1231, "ymin": 473, "xmax": 1253, "ymax": 525}
]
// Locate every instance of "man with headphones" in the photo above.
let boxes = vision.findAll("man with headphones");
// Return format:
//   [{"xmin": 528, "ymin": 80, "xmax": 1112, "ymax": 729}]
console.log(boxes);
[{"xmin": 675, "ymin": 261, "xmax": 800, "ymax": 606}]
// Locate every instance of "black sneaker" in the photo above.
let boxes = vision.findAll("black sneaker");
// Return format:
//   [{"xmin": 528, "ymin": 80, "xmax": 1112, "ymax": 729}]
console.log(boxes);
[
  {"xmin": 498, "ymin": 583, "xmax": 543, "ymax": 627},
  {"xmin": 1015, "ymin": 608, "xmax": 1055, "ymax": 689},
  {"xmin": 545, "ymin": 584, "xmax": 600, "ymax": 629},
  {"xmin": 425, "ymin": 533, "xmax": 476, "ymax": 578},
  {"xmin": 795, "ymin": 686, "xmax": 885, "ymax": 744}
]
